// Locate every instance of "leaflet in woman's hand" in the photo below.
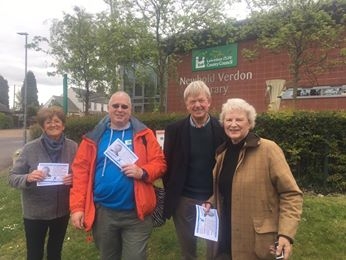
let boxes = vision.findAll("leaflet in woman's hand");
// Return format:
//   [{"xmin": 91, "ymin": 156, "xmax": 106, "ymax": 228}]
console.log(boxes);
[
  {"xmin": 194, "ymin": 204, "xmax": 219, "ymax": 241},
  {"xmin": 37, "ymin": 163, "xmax": 69, "ymax": 186}
]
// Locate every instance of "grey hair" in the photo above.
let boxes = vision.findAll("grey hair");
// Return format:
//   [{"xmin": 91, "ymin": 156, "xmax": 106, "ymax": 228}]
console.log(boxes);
[
  {"xmin": 183, "ymin": 80, "xmax": 211, "ymax": 101},
  {"xmin": 109, "ymin": 91, "xmax": 132, "ymax": 107},
  {"xmin": 219, "ymin": 98, "xmax": 257, "ymax": 129}
]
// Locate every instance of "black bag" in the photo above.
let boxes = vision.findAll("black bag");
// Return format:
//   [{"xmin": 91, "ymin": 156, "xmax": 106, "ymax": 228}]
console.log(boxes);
[{"xmin": 152, "ymin": 185, "xmax": 166, "ymax": 227}]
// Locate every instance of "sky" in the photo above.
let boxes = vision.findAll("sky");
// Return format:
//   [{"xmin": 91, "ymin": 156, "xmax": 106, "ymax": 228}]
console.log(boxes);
[
  {"xmin": 0, "ymin": 0, "xmax": 249, "ymax": 108},
  {"xmin": 0, "ymin": 0, "xmax": 109, "ymax": 108}
]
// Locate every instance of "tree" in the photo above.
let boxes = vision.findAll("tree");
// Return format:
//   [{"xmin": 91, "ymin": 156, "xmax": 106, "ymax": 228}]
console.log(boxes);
[
  {"xmin": 31, "ymin": 7, "xmax": 103, "ymax": 115},
  {"xmin": 21, "ymin": 71, "xmax": 39, "ymax": 121},
  {"xmin": 30, "ymin": 1, "xmax": 242, "ymax": 113},
  {"xmin": 96, "ymin": 10, "xmax": 154, "ymax": 95},
  {"xmin": 242, "ymin": 0, "xmax": 346, "ymax": 101},
  {"xmin": 105, "ymin": 0, "xmax": 237, "ymax": 112},
  {"xmin": 51, "ymin": 7, "xmax": 103, "ymax": 115},
  {"xmin": 0, "ymin": 75, "xmax": 9, "ymax": 108},
  {"xmin": 31, "ymin": 5, "xmax": 154, "ymax": 113}
]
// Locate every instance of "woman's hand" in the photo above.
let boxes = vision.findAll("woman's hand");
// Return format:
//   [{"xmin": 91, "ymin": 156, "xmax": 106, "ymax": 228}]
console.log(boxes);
[
  {"xmin": 202, "ymin": 201, "xmax": 212, "ymax": 214},
  {"xmin": 63, "ymin": 174, "xmax": 72, "ymax": 185},
  {"xmin": 26, "ymin": 170, "xmax": 45, "ymax": 183},
  {"xmin": 270, "ymin": 236, "xmax": 292, "ymax": 260}
]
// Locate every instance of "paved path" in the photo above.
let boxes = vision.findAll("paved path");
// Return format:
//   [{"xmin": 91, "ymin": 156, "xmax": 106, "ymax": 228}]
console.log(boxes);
[{"xmin": 0, "ymin": 129, "xmax": 24, "ymax": 171}]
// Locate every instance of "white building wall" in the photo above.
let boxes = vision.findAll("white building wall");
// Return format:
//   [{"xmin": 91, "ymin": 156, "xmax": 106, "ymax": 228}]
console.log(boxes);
[{"xmin": 67, "ymin": 88, "xmax": 84, "ymax": 112}]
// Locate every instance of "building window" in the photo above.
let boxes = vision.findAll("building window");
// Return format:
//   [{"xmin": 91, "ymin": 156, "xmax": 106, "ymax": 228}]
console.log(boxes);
[{"xmin": 281, "ymin": 85, "xmax": 346, "ymax": 99}]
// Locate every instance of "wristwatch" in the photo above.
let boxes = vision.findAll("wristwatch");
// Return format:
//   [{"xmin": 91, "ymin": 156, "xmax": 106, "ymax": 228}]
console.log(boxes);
[{"xmin": 141, "ymin": 170, "xmax": 149, "ymax": 181}]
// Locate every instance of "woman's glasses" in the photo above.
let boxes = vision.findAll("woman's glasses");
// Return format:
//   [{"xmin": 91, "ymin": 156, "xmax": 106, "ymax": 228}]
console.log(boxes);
[{"xmin": 111, "ymin": 104, "xmax": 129, "ymax": 110}]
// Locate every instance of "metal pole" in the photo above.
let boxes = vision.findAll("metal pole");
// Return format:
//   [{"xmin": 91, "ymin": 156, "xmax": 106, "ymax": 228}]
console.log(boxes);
[
  {"xmin": 17, "ymin": 32, "xmax": 28, "ymax": 144},
  {"xmin": 63, "ymin": 74, "xmax": 68, "ymax": 114},
  {"xmin": 13, "ymin": 84, "xmax": 16, "ymax": 109}
]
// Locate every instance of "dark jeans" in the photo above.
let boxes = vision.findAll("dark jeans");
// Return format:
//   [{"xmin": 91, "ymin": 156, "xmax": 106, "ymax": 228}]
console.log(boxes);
[{"xmin": 23, "ymin": 215, "xmax": 69, "ymax": 260}]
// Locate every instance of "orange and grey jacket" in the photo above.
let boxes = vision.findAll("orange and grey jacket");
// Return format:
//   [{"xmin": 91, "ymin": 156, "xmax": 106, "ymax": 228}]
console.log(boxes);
[{"xmin": 70, "ymin": 115, "xmax": 166, "ymax": 231}]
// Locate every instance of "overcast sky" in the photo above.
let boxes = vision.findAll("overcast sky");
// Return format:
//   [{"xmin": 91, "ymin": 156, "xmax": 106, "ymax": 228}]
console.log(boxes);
[
  {"xmin": 0, "ymin": 0, "xmax": 108, "ymax": 107},
  {"xmin": 0, "ymin": 0, "xmax": 249, "ymax": 108}
]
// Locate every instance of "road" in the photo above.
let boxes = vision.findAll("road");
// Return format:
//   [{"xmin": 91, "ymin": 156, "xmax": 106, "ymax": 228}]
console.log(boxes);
[{"xmin": 0, "ymin": 129, "xmax": 24, "ymax": 171}]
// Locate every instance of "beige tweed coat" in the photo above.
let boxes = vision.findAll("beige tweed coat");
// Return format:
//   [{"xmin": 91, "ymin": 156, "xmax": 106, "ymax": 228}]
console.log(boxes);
[{"xmin": 208, "ymin": 133, "xmax": 303, "ymax": 260}]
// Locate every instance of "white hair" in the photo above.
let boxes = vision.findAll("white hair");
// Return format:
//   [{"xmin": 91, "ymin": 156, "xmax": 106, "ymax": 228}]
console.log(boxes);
[{"xmin": 219, "ymin": 98, "xmax": 257, "ymax": 129}]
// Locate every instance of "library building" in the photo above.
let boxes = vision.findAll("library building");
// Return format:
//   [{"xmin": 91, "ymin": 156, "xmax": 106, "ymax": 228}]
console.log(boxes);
[{"xmin": 166, "ymin": 40, "xmax": 346, "ymax": 113}]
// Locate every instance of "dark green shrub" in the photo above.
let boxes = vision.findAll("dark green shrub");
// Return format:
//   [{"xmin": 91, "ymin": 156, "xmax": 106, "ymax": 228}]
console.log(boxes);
[
  {"xmin": 65, "ymin": 115, "xmax": 105, "ymax": 143},
  {"xmin": 0, "ymin": 113, "xmax": 14, "ymax": 129},
  {"xmin": 65, "ymin": 113, "xmax": 186, "ymax": 143},
  {"xmin": 134, "ymin": 112, "xmax": 186, "ymax": 131},
  {"xmin": 255, "ymin": 111, "xmax": 346, "ymax": 194},
  {"xmin": 63, "ymin": 111, "xmax": 346, "ymax": 194},
  {"xmin": 28, "ymin": 123, "xmax": 42, "ymax": 141}
]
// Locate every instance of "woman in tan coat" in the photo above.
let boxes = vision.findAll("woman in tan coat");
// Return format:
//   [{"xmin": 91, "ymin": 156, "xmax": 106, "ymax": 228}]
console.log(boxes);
[{"xmin": 204, "ymin": 98, "xmax": 303, "ymax": 260}]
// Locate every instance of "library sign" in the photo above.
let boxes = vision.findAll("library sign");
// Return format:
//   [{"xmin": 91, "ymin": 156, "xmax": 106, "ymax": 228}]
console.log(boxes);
[{"xmin": 192, "ymin": 44, "xmax": 238, "ymax": 71}]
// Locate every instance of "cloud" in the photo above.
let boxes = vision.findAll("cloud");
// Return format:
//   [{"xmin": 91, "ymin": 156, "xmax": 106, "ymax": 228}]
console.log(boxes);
[{"xmin": 0, "ymin": 0, "xmax": 108, "ymax": 106}]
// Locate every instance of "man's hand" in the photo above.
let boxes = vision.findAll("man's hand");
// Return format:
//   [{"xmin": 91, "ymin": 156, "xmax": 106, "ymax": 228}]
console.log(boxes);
[
  {"xmin": 71, "ymin": 211, "xmax": 85, "ymax": 229},
  {"xmin": 122, "ymin": 164, "xmax": 143, "ymax": 179}
]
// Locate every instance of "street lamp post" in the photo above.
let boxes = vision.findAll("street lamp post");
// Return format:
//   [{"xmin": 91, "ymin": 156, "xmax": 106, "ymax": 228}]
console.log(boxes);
[{"xmin": 17, "ymin": 32, "xmax": 28, "ymax": 144}]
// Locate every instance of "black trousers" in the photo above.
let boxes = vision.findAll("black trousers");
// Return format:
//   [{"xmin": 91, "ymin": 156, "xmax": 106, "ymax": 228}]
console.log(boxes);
[{"xmin": 23, "ymin": 215, "xmax": 69, "ymax": 260}]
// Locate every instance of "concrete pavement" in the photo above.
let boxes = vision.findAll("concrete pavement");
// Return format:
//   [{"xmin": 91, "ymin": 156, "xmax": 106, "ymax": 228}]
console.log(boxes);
[{"xmin": 0, "ymin": 129, "xmax": 25, "ymax": 171}]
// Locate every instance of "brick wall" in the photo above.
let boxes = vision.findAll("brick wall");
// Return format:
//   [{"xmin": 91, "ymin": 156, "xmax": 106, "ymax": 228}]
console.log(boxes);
[{"xmin": 167, "ymin": 39, "xmax": 346, "ymax": 113}]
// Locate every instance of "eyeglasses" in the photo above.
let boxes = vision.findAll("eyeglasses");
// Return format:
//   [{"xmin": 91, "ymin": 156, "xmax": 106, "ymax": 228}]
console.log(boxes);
[
  {"xmin": 111, "ymin": 104, "xmax": 129, "ymax": 110},
  {"xmin": 45, "ymin": 119, "xmax": 63, "ymax": 126}
]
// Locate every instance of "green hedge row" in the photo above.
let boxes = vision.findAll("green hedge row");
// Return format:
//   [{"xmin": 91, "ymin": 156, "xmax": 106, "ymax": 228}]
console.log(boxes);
[
  {"xmin": 255, "ymin": 111, "xmax": 346, "ymax": 194},
  {"xmin": 0, "ymin": 113, "xmax": 14, "ymax": 129},
  {"xmin": 63, "ymin": 113, "xmax": 186, "ymax": 143},
  {"xmin": 29, "ymin": 111, "xmax": 346, "ymax": 194}
]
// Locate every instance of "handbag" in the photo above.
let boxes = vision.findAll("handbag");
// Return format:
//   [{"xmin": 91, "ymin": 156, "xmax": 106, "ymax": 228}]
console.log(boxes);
[{"xmin": 152, "ymin": 185, "xmax": 166, "ymax": 227}]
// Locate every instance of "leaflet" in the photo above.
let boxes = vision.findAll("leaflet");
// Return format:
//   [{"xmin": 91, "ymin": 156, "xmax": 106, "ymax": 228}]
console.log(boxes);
[
  {"xmin": 104, "ymin": 138, "xmax": 138, "ymax": 168},
  {"xmin": 194, "ymin": 204, "xmax": 219, "ymax": 241},
  {"xmin": 37, "ymin": 163, "xmax": 69, "ymax": 186}
]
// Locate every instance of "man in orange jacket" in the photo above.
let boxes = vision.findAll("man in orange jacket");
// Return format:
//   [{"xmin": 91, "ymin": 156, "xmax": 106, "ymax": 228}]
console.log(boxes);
[{"xmin": 70, "ymin": 91, "xmax": 166, "ymax": 260}]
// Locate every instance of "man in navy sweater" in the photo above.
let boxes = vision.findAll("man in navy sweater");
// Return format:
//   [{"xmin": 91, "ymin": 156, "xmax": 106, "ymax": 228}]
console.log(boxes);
[{"xmin": 163, "ymin": 80, "xmax": 226, "ymax": 260}]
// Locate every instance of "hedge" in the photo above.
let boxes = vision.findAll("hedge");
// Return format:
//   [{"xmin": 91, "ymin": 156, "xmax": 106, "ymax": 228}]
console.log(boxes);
[
  {"xmin": 28, "ymin": 111, "xmax": 346, "ymax": 194},
  {"xmin": 0, "ymin": 113, "xmax": 14, "ymax": 129}
]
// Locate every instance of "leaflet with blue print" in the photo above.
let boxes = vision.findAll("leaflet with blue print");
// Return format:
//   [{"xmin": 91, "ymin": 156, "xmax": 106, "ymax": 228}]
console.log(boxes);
[
  {"xmin": 194, "ymin": 204, "xmax": 219, "ymax": 241},
  {"xmin": 37, "ymin": 163, "xmax": 69, "ymax": 186},
  {"xmin": 104, "ymin": 138, "xmax": 138, "ymax": 168}
]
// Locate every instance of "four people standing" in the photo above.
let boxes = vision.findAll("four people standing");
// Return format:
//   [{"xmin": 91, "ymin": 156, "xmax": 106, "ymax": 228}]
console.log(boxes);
[
  {"xmin": 204, "ymin": 98, "xmax": 303, "ymax": 259},
  {"xmin": 9, "ymin": 106, "xmax": 78, "ymax": 260},
  {"xmin": 8, "ymin": 86, "xmax": 303, "ymax": 260},
  {"xmin": 163, "ymin": 80, "xmax": 226, "ymax": 259},
  {"xmin": 70, "ymin": 91, "xmax": 166, "ymax": 260}
]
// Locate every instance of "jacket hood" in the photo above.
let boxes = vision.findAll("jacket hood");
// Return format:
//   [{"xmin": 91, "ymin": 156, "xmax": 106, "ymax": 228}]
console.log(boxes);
[{"xmin": 84, "ymin": 115, "xmax": 148, "ymax": 143}]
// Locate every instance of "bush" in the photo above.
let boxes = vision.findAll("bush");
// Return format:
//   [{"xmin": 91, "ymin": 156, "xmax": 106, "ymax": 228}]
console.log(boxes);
[
  {"xmin": 0, "ymin": 113, "xmax": 14, "ymax": 129},
  {"xmin": 28, "ymin": 124, "xmax": 42, "ymax": 141},
  {"xmin": 64, "ymin": 113, "xmax": 186, "ymax": 143},
  {"xmin": 65, "ymin": 115, "xmax": 105, "ymax": 143},
  {"xmin": 63, "ymin": 111, "xmax": 346, "ymax": 194},
  {"xmin": 255, "ymin": 111, "xmax": 346, "ymax": 194}
]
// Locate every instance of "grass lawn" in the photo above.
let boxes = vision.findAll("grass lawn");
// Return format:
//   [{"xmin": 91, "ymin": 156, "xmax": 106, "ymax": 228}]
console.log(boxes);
[{"xmin": 1, "ymin": 168, "xmax": 346, "ymax": 259}]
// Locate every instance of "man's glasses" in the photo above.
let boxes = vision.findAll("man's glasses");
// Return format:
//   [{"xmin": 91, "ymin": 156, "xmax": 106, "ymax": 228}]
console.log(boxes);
[{"xmin": 111, "ymin": 104, "xmax": 129, "ymax": 110}]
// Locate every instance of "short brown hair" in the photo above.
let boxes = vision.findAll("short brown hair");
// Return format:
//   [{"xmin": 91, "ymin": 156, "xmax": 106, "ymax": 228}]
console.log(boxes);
[{"xmin": 36, "ymin": 106, "xmax": 66, "ymax": 128}]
